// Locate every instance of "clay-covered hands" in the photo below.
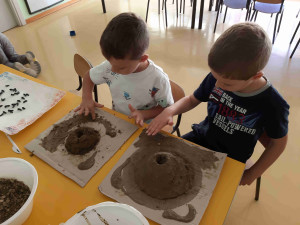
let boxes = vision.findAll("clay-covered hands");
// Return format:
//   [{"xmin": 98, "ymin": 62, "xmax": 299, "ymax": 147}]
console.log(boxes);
[
  {"xmin": 128, "ymin": 104, "xmax": 145, "ymax": 127},
  {"xmin": 75, "ymin": 98, "xmax": 104, "ymax": 120},
  {"xmin": 146, "ymin": 108, "xmax": 173, "ymax": 136}
]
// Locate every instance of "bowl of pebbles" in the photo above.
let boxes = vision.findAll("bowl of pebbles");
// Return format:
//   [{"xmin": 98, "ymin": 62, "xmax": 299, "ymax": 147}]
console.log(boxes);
[{"xmin": 0, "ymin": 158, "xmax": 38, "ymax": 225}]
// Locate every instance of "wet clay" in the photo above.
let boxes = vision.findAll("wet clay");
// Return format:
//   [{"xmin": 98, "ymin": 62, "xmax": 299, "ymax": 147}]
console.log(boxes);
[
  {"xmin": 78, "ymin": 152, "xmax": 97, "ymax": 170},
  {"xmin": 65, "ymin": 127, "xmax": 100, "ymax": 155},
  {"xmin": 134, "ymin": 151, "xmax": 194, "ymax": 200},
  {"xmin": 41, "ymin": 113, "xmax": 119, "ymax": 153},
  {"xmin": 162, "ymin": 204, "xmax": 196, "ymax": 223},
  {"xmin": 111, "ymin": 131, "xmax": 219, "ymax": 223}
]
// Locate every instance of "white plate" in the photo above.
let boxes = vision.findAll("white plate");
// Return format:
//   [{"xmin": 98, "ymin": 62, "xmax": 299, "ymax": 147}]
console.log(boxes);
[{"xmin": 62, "ymin": 202, "xmax": 149, "ymax": 225}]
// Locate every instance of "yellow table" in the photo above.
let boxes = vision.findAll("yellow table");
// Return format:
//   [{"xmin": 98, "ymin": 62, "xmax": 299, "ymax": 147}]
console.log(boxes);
[{"xmin": 0, "ymin": 64, "xmax": 245, "ymax": 225}]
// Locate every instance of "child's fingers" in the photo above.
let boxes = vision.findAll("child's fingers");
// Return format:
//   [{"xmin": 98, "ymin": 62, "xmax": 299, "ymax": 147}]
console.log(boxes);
[
  {"xmin": 90, "ymin": 108, "xmax": 96, "ymax": 120},
  {"xmin": 136, "ymin": 118, "xmax": 141, "ymax": 126},
  {"xmin": 95, "ymin": 102, "xmax": 104, "ymax": 108},
  {"xmin": 74, "ymin": 106, "xmax": 81, "ymax": 112},
  {"xmin": 151, "ymin": 126, "xmax": 161, "ymax": 136},
  {"xmin": 128, "ymin": 104, "xmax": 135, "ymax": 113},
  {"xmin": 78, "ymin": 107, "xmax": 84, "ymax": 115},
  {"xmin": 167, "ymin": 118, "xmax": 174, "ymax": 126},
  {"xmin": 84, "ymin": 108, "xmax": 90, "ymax": 116},
  {"xmin": 136, "ymin": 118, "xmax": 143, "ymax": 127},
  {"xmin": 146, "ymin": 123, "xmax": 158, "ymax": 135}
]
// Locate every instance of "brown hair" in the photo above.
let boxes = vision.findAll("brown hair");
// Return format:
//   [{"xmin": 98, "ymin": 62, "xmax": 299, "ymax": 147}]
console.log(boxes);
[
  {"xmin": 100, "ymin": 12, "xmax": 149, "ymax": 60},
  {"xmin": 208, "ymin": 22, "xmax": 272, "ymax": 80}
]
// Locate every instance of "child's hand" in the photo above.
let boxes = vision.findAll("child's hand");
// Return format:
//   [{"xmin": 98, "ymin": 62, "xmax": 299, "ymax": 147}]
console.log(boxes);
[
  {"xmin": 146, "ymin": 109, "xmax": 173, "ymax": 136},
  {"xmin": 240, "ymin": 169, "xmax": 257, "ymax": 185},
  {"xmin": 75, "ymin": 98, "xmax": 104, "ymax": 120},
  {"xmin": 128, "ymin": 104, "xmax": 144, "ymax": 127}
]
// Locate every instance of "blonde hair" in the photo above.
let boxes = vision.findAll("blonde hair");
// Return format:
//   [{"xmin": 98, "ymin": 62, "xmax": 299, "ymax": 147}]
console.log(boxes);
[{"xmin": 208, "ymin": 22, "xmax": 272, "ymax": 80}]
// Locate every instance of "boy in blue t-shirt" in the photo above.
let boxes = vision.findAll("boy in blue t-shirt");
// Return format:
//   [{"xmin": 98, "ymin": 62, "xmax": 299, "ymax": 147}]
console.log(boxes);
[{"xmin": 147, "ymin": 22, "xmax": 289, "ymax": 186}]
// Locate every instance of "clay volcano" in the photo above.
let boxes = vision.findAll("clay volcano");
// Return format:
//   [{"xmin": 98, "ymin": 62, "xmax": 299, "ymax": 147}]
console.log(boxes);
[
  {"xmin": 103, "ymin": 131, "xmax": 226, "ymax": 224},
  {"xmin": 134, "ymin": 152, "xmax": 194, "ymax": 200},
  {"xmin": 65, "ymin": 127, "xmax": 100, "ymax": 155},
  {"xmin": 109, "ymin": 131, "xmax": 221, "ymax": 211}
]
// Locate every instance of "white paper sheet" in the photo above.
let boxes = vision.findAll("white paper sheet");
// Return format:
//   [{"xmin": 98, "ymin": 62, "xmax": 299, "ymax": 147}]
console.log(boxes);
[{"xmin": 0, "ymin": 72, "xmax": 65, "ymax": 135}]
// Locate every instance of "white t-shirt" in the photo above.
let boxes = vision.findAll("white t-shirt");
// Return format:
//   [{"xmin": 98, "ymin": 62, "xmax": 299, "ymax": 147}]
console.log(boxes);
[{"xmin": 89, "ymin": 59, "xmax": 174, "ymax": 116}]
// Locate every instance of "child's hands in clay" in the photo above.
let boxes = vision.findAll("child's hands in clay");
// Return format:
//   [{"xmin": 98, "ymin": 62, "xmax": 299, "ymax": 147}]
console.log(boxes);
[
  {"xmin": 146, "ymin": 108, "xmax": 173, "ymax": 136},
  {"xmin": 75, "ymin": 98, "xmax": 104, "ymax": 120},
  {"xmin": 128, "ymin": 104, "xmax": 145, "ymax": 127}
]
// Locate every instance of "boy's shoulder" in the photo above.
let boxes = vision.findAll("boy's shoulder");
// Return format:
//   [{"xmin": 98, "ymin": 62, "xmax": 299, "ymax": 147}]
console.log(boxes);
[
  {"xmin": 147, "ymin": 59, "xmax": 163, "ymax": 72},
  {"xmin": 147, "ymin": 59, "xmax": 169, "ymax": 79},
  {"xmin": 90, "ymin": 60, "xmax": 111, "ymax": 74},
  {"xmin": 261, "ymin": 84, "xmax": 289, "ymax": 109},
  {"xmin": 236, "ymin": 79, "xmax": 289, "ymax": 111}
]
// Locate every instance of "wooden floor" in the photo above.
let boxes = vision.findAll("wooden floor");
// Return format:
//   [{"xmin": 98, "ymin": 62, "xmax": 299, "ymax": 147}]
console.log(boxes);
[{"xmin": 4, "ymin": 0, "xmax": 300, "ymax": 224}]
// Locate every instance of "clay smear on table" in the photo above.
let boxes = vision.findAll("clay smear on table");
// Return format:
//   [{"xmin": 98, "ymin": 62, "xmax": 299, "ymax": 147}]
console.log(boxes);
[
  {"xmin": 111, "ymin": 131, "xmax": 220, "ymax": 223},
  {"xmin": 25, "ymin": 108, "xmax": 138, "ymax": 187},
  {"xmin": 41, "ymin": 114, "xmax": 119, "ymax": 170}
]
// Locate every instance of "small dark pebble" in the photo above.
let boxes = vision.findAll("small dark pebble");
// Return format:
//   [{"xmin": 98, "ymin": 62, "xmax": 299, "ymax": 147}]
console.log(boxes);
[
  {"xmin": 5, "ymin": 85, "xmax": 9, "ymax": 87},
  {"xmin": 1, "ymin": 98, "xmax": 5, "ymax": 101},
  {"xmin": 23, "ymin": 100, "xmax": 27, "ymax": 103},
  {"xmin": 17, "ymin": 100, "xmax": 21, "ymax": 103},
  {"xmin": 4, "ymin": 105, "xmax": 10, "ymax": 108},
  {"xmin": 8, "ymin": 110, "xmax": 13, "ymax": 113},
  {"xmin": 22, "ymin": 107, "xmax": 25, "ymax": 110},
  {"xmin": 18, "ymin": 108, "xmax": 22, "ymax": 111}
]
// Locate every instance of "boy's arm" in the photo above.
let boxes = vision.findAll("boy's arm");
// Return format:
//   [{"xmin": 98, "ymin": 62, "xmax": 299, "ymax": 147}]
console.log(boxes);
[
  {"xmin": 240, "ymin": 134, "xmax": 288, "ymax": 185},
  {"xmin": 74, "ymin": 71, "xmax": 103, "ymax": 119},
  {"xmin": 146, "ymin": 94, "xmax": 201, "ymax": 135}
]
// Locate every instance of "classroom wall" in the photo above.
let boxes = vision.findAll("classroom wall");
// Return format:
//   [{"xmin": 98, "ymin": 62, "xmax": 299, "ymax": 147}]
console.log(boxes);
[{"xmin": 16, "ymin": 0, "xmax": 74, "ymax": 20}]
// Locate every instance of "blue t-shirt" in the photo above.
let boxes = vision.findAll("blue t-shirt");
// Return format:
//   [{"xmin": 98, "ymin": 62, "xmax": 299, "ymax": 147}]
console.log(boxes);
[{"xmin": 192, "ymin": 73, "xmax": 289, "ymax": 162}]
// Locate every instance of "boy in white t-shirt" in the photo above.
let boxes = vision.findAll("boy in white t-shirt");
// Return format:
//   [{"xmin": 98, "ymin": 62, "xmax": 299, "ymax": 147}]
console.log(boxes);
[{"xmin": 75, "ymin": 13, "xmax": 174, "ymax": 125}]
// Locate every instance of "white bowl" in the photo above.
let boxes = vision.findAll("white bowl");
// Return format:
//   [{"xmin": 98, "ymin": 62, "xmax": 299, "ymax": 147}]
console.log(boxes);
[
  {"xmin": 62, "ymin": 201, "xmax": 149, "ymax": 225},
  {"xmin": 0, "ymin": 158, "xmax": 38, "ymax": 225}
]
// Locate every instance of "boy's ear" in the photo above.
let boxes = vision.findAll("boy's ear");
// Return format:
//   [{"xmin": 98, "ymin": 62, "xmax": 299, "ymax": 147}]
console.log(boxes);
[
  {"xmin": 140, "ymin": 54, "xmax": 149, "ymax": 62},
  {"xmin": 252, "ymin": 71, "xmax": 264, "ymax": 80}
]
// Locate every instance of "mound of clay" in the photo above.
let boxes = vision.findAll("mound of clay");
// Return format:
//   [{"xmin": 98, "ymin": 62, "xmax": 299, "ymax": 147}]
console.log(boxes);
[
  {"xmin": 134, "ymin": 152, "xmax": 195, "ymax": 200},
  {"xmin": 65, "ymin": 127, "xmax": 100, "ymax": 155}
]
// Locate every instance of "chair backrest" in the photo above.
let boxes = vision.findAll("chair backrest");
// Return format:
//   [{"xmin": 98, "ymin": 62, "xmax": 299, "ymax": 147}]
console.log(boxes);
[
  {"xmin": 254, "ymin": 0, "xmax": 283, "ymax": 4},
  {"xmin": 170, "ymin": 80, "xmax": 185, "ymax": 103},
  {"xmin": 169, "ymin": 80, "xmax": 185, "ymax": 136},
  {"xmin": 74, "ymin": 53, "xmax": 93, "ymax": 78}
]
